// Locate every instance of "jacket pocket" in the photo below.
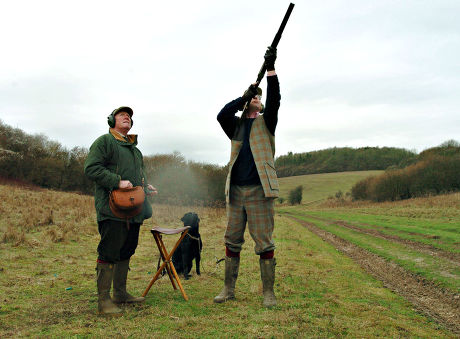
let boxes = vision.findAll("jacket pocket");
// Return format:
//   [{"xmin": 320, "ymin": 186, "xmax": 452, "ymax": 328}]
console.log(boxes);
[{"xmin": 264, "ymin": 162, "xmax": 279, "ymax": 191}]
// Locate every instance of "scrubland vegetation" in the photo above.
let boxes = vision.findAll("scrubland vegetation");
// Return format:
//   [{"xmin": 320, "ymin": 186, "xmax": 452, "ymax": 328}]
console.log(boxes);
[
  {"xmin": 287, "ymin": 185, "xmax": 303, "ymax": 205},
  {"xmin": 6, "ymin": 120, "xmax": 459, "ymax": 207},
  {"xmin": 0, "ymin": 121, "xmax": 226, "ymax": 206},
  {"xmin": 351, "ymin": 141, "xmax": 460, "ymax": 202}
]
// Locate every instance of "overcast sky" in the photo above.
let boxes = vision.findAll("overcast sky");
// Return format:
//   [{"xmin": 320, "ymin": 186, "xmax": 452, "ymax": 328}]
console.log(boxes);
[{"xmin": 1, "ymin": 0, "xmax": 459, "ymax": 165}]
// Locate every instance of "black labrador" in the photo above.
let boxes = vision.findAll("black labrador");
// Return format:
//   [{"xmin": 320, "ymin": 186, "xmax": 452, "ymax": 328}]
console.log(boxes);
[{"xmin": 172, "ymin": 212, "xmax": 202, "ymax": 280}]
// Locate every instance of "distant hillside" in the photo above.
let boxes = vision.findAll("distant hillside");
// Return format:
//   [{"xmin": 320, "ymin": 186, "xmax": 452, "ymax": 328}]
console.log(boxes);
[
  {"xmin": 417, "ymin": 139, "xmax": 460, "ymax": 159},
  {"xmin": 2, "ymin": 118, "xmax": 456, "ymax": 206},
  {"xmin": 278, "ymin": 170, "xmax": 383, "ymax": 204},
  {"xmin": 351, "ymin": 140, "xmax": 460, "ymax": 202},
  {"xmin": 275, "ymin": 147, "xmax": 416, "ymax": 178}
]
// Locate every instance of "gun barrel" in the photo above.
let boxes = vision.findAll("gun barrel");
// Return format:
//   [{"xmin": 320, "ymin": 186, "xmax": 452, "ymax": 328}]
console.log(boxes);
[
  {"xmin": 271, "ymin": 3, "xmax": 295, "ymax": 48},
  {"xmin": 256, "ymin": 3, "xmax": 295, "ymax": 84}
]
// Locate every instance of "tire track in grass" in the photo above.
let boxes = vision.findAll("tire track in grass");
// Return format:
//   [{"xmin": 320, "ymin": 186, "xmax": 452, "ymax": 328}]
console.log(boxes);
[
  {"xmin": 286, "ymin": 215, "xmax": 460, "ymax": 335},
  {"xmin": 305, "ymin": 214, "xmax": 460, "ymax": 264}
]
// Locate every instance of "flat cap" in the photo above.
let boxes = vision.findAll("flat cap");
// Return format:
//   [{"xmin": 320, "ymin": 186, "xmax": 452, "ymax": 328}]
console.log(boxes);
[{"xmin": 112, "ymin": 106, "xmax": 133, "ymax": 117}]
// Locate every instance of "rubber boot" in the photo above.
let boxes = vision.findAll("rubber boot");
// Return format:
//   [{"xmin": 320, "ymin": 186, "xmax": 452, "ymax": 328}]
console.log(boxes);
[
  {"xmin": 214, "ymin": 256, "xmax": 240, "ymax": 303},
  {"xmin": 112, "ymin": 259, "xmax": 145, "ymax": 304},
  {"xmin": 96, "ymin": 262, "xmax": 122, "ymax": 315},
  {"xmin": 260, "ymin": 258, "xmax": 277, "ymax": 308}
]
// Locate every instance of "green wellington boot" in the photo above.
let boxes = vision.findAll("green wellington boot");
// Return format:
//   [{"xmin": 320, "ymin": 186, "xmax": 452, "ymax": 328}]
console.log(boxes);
[
  {"xmin": 112, "ymin": 259, "xmax": 145, "ymax": 304},
  {"xmin": 214, "ymin": 256, "xmax": 240, "ymax": 303},
  {"xmin": 96, "ymin": 262, "xmax": 122, "ymax": 315},
  {"xmin": 260, "ymin": 258, "xmax": 277, "ymax": 308}
]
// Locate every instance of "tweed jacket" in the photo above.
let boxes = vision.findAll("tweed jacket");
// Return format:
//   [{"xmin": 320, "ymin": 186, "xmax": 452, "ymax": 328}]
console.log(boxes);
[{"xmin": 225, "ymin": 115, "xmax": 279, "ymax": 203}]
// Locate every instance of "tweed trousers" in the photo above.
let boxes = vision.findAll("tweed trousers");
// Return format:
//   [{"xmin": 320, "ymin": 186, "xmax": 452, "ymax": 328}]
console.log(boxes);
[{"xmin": 225, "ymin": 184, "xmax": 275, "ymax": 255}]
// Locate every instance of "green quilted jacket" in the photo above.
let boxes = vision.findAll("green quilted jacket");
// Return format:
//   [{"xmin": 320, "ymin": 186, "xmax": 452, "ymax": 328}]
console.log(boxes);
[{"xmin": 84, "ymin": 129, "xmax": 152, "ymax": 223}]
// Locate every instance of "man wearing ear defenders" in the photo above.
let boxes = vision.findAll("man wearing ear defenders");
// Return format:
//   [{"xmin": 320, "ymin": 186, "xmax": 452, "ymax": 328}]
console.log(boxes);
[
  {"xmin": 215, "ymin": 46, "xmax": 280, "ymax": 308},
  {"xmin": 84, "ymin": 106, "xmax": 157, "ymax": 315}
]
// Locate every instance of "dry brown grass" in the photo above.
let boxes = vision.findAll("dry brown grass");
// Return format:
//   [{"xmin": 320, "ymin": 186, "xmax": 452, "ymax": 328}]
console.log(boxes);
[
  {"xmin": 0, "ymin": 184, "xmax": 226, "ymax": 247},
  {"xmin": 0, "ymin": 185, "xmax": 97, "ymax": 245},
  {"xmin": 318, "ymin": 192, "xmax": 460, "ymax": 219},
  {"xmin": 1, "ymin": 225, "xmax": 26, "ymax": 246},
  {"xmin": 149, "ymin": 203, "xmax": 225, "ymax": 227}
]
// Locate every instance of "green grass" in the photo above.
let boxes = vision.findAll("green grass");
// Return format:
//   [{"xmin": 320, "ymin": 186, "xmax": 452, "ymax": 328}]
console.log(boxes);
[
  {"xmin": 276, "ymin": 182, "xmax": 460, "ymax": 294},
  {"xmin": 0, "ymin": 215, "xmax": 451, "ymax": 338},
  {"xmin": 0, "ymin": 181, "xmax": 457, "ymax": 337},
  {"xmin": 305, "ymin": 210, "xmax": 460, "ymax": 253},
  {"xmin": 284, "ymin": 211, "xmax": 459, "ymax": 293},
  {"xmin": 278, "ymin": 170, "xmax": 383, "ymax": 204}
]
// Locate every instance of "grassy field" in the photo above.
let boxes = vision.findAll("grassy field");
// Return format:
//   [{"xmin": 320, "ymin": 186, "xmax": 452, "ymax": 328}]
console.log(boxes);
[
  {"xmin": 277, "ymin": 170, "xmax": 383, "ymax": 204},
  {"xmin": 280, "ymin": 209, "xmax": 459, "ymax": 291},
  {"xmin": 277, "ymin": 190, "xmax": 460, "ymax": 334},
  {"xmin": 0, "ymin": 173, "xmax": 458, "ymax": 337}
]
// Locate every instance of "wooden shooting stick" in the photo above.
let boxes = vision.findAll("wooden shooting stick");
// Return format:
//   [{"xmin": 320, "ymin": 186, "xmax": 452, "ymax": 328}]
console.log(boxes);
[{"xmin": 242, "ymin": 3, "xmax": 295, "ymax": 112}]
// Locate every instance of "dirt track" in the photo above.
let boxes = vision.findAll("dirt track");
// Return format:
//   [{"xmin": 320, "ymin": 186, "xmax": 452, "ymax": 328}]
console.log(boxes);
[
  {"xmin": 305, "ymin": 214, "xmax": 460, "ymax": 263},
  {"xmin": 287, "ymin": 215, "xmax": 460, "ymax": 335}
]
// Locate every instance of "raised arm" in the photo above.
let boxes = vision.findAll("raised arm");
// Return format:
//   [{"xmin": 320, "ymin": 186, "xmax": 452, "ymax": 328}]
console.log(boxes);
[
  {"xmin": 217, "ymin": 98, "xmax": 243, "ymax": 139},
  {"xmin": 263, "ymin": 47, "xmax": 281, "ymax": 136}
]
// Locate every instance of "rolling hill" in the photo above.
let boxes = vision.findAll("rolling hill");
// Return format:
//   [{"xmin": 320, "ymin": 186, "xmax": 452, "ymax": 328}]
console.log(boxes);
[{"xmin": 278, "ymin": 170, "xmax": 383, "ymax": 204}]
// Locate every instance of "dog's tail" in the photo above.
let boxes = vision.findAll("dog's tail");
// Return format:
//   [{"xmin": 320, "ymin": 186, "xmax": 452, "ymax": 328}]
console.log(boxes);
[{"xmin": 216, "ymin": 258, "xmax": 225, "ymax": 264}]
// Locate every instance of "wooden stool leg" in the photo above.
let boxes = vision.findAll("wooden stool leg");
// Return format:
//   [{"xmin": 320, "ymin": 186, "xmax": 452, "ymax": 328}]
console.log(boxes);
[
  {"xmin": 166, "ymin": 231, "xmax": 190, "ymax": 301},
  {"xmin": 156, "ymin": 235, "xmax": 178, "ymax": 290},
  {"xmin": 142, "ymin": 260, "xmax": 167, "ymax": 297},
  {"xmin": 169, "ymin": 259, "xmax": 189, "ymax": 301},
  {"xmin": 142, "ymin": 233, "xmax": 169, "ymax": 297},
  {"xmin": 143, "ymin": 229, "xmax": 190, "ymax": 301}
]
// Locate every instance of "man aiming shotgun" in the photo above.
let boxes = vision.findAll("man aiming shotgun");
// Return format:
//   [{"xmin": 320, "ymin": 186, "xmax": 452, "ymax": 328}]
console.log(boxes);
[{"xmin": 215, "ymin": 3, "xmax": 294, "ymax": 308}]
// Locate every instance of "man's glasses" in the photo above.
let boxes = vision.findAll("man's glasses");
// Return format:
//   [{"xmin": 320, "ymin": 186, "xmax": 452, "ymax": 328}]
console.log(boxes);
[{"xmin": 253, "ymin": 95, "xmax": 262, "ymax": 100}]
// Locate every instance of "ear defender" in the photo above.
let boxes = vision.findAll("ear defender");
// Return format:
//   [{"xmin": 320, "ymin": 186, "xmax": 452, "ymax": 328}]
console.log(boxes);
[
  {"xmin": 107, "ymin": 111, "xmax": 116, "ymax": 128},
  {"xmin": 107, "ymin": 107, "xmax": 134, "ymax": 128}
]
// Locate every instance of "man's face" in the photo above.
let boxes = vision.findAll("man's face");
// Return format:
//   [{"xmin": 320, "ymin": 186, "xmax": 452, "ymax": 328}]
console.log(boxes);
[
  {"xmin": 249, "ymin": 94, "xmax": 262, "ymax": 112},
  {"xmin": 114, "ymin": 111, "xmax": 132, "ymax": 130}
]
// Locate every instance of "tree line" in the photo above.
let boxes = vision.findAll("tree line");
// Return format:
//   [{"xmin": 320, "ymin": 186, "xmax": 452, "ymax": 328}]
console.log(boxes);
[
  {"xmin": 275, "ymin": 146, "xmax": 416, "ymax": 177},
  {"xmin": 351, "ymin": 140, "xmax": 460, "ymax": 202},
  {"xmin": 0, "ymin": 120, "xmax": 226, "ymax": 205},
  {"xmin": 3, "ymin": 120, "xmax": 455, "ymax": 205},
  {"xmin": 0, "ymin": 121, "xmax": 93, "ymax": 193}
]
